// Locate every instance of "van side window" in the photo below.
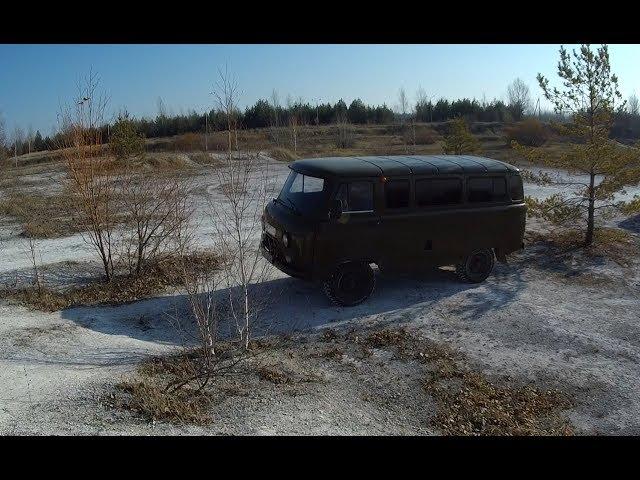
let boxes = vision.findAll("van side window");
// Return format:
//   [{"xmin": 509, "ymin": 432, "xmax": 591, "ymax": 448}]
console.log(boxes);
[
  {"xmin": 467, "ymin": 177, "xmax": 508, "ymax": 203},
  {"xmin": 415, "ymin": 178, "xmax": 462, "ymax": 206},
  {"xmin": 337, "ymin": 182, "xmax": 373, "ymax": 212},
  {"xmin": 509, "ymin": 175, "xmax": 524, "ymax": 200},
  {"xmin": 385, "ymin": 180, "xmax": 410, "ymax": 209}
]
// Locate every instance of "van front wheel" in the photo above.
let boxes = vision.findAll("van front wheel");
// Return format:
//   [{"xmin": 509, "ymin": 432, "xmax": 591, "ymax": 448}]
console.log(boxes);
[
  {"xmin": 455, "ymin": 249, "xmax": 495, "ymax": 283},
  {"xmin": 323, "ymin": 262, "xmax": 375, "ymax": 307}
]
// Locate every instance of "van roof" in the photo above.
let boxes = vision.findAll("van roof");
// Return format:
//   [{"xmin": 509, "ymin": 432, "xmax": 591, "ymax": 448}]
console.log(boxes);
[{"xmin": 289, "ymin": 155, "xmax": 519, "ymax": 177}]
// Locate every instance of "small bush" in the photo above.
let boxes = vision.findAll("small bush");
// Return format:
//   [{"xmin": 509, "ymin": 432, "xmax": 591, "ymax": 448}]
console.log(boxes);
[
  {"xmin": 172, "ymin": 132, "xmax": 204, "ymax": 151},
  {"xmin": 505, "ymin": 118, "xmax": 549, "ymax": 147},
  {"xmin": 333, "ymin": 121, "xmax": 355, "ymax": 149},
  {"xmin": 407, "ymin": 126, "xmax": 439, "ymax": 145},
  {"xmin": 109, "ymin": 112, "xmax": 145, "ymax": 160},
  {"xmin": 2, "ymin": 251, "xmax": 219, "ymax": 311},
  {"xmin": 112, "ymin": 379, "xmax": 212, "ymax": 425},
  {"xmin": 0, "ymin": 190, "xmax": 78, "ymax": 238},
  {"xmin": 442, "ymin": 118, "xmax": 481, "ymax": 155}
]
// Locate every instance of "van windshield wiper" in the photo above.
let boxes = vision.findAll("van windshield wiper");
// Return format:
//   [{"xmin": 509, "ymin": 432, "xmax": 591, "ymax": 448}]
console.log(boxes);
[{"xmin": 275, "ymin": 197, "xmax": 301, "ymax": 216}]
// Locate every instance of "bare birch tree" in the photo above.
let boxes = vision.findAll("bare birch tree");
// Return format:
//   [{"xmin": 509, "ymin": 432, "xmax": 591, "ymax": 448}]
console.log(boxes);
[
  {"xmin": 398, "ymin": 87, "xmax": 409, "ymax": 153},
  {"xmin": 13, "ymin": 126, "xmax": 24, "ymax": 167},
  {"xmin": 26, "ymin": 124, "xmax": 34, "ymax": 155},
  {"xmin": 270, "ymin": 89, "xmax": 282, "ymax": 147},
  {"xmin": 211, "ymin": 67, "xmax": 276, "ymax": 349},
  {"xmin": 286, "ymin": 94, "xmax": 299, "ymax": 154},
  {"xmin": 23, "ymin": 236, "xmax": 43, "ymax": 295},
  {"xmin": 628, "ymin": 94, "xmax": 639, "ymax": 116}
]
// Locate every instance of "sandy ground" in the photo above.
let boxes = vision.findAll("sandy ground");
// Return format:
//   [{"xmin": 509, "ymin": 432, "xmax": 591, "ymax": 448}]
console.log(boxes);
[{"xmin": 1, "ymin": 155, "xmax": 639, "ymax": 435}]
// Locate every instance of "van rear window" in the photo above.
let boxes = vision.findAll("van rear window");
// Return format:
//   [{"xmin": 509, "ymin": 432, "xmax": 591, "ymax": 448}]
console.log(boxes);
[
  {"xmin": 385, "ymin": 180, "xmax": 410, "ymax": 209},
  {"xmin": 509, "ymin": 175, "xmax": 524, "ymax": 200},
  {"xmin": 467, "ymin": 177, "xmax": 508, "ymax": 203},
  {"xmin": 415, "ymin": 178, "xmax": 462, "ymax": 206}
]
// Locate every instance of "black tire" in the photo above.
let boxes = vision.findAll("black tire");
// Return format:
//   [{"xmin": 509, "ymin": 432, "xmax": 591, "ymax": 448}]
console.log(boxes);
[
  {"xmin": 323, "ymin": 262, "xmax": 375, "ymax": 306},
  {"xmin": 455, "ymin": 248, "xmax": 495, "ymax": 283}
]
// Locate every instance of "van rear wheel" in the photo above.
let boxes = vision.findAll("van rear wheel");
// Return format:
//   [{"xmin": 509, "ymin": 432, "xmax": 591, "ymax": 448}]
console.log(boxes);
[
  {"xmin": 323, "ymin": 262, "xmax": 375, "ymax": 307},
  {"xmin": 456, "ymin": 249, "xmax": 495, "ymax": 283}
]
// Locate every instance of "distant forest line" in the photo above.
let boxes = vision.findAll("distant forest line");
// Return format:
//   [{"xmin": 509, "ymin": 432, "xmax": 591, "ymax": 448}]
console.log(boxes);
[{"xmin": 3, "ymin": 94, "xmax": 640, "ymax": 156}]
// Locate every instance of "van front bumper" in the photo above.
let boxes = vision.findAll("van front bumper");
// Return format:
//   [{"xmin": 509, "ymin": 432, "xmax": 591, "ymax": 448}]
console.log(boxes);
[{"xmin": 260, "ymin": 233, "xmax": 310, "ymax": 280}]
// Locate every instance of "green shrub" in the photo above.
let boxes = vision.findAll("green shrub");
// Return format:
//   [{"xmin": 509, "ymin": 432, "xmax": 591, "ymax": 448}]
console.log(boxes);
[
  {"xmin": 442, "ymin": 118, "xmax": 481, "ymax": 155},
  {"xmin": 110, "ymin": 111, "xmax": 145, "ymax": 160}
]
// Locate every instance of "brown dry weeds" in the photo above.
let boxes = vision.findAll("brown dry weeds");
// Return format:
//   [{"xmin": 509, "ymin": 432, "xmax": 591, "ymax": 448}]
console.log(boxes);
[{"xmin": 3, "ymin": 251, "xmax": 219, "ymax": 311}]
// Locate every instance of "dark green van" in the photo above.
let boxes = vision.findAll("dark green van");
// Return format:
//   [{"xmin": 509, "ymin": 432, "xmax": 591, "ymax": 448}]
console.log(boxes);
[{"xmin": 261, "ymin": 155, "xmax": 526, "ymax": 306}]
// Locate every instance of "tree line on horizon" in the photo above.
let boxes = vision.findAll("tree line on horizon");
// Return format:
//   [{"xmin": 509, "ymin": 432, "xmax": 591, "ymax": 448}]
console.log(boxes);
[{"xmin": 2, "ymin": 78, "xmax": 640, "ymax": 158}]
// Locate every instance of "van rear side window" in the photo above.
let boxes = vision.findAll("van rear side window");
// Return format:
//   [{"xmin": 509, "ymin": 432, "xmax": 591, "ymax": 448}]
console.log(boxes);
[
  {"xmin": 385, "ymin": 180, "xmax": 410, "ymax": 209},
  {"xmin": 509, "ymin": 175, "xmax": 524, "ymax": 200},
  {"xmin": 467, "ymin": 177, "xmax": 508, "ymax": 203},
  {"xmin": 415, "ymin": 178, "xmax": 462, "ymax": 206}
]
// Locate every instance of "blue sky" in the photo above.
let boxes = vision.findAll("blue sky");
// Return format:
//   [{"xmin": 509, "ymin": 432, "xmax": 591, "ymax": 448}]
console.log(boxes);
[{"xmin": 1, "ymin": 44, "xmax": 639, "ymax": 136}]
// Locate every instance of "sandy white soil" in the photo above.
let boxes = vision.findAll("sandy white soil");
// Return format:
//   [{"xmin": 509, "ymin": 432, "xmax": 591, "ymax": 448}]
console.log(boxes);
[{"xmin": 1, "ymin": 156, "xmax": 639, "ymax": 435}]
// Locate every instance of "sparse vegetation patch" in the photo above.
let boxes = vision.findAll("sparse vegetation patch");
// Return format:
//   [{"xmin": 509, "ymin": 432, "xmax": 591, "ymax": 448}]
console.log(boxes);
[
  {"xmin": 0, "ymin": 189, "xmax": 78, "ymax": 238},
  {"xmin": 2, "ymin": 251, "xmax": 219, "ymax": 311}
]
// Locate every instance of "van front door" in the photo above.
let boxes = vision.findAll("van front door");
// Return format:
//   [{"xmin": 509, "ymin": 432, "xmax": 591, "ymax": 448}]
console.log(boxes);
[{"xmin": 316, "ymin": 179, "xmax": 380, "ymax": 279}]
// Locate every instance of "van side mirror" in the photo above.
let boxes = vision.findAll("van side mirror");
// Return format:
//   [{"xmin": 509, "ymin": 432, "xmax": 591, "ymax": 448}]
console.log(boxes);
[{"xmin": 330, "ymin": 199, "xmax": 343, "ymax": 219}]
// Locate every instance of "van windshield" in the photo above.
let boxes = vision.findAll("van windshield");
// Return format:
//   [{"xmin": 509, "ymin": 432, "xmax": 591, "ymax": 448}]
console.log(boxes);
[{"xmin": 277, "ymin": 170, "xmax": 328, "ymax": 216}]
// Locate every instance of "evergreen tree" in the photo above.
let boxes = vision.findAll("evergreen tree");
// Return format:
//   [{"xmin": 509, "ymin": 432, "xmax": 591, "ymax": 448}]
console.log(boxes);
[
  {"xmin": 442, "ymin": 117, "xmax": 481, "ymax": 155},
  {"xmin": 514, "ymin": 44, "xmax": 640, "ymax": 246}
]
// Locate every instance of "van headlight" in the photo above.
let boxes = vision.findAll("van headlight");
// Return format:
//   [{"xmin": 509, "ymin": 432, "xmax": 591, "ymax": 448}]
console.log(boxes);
[{"xmin": 282, "ymin": 232, "xmax": 290, "ymax": 248}]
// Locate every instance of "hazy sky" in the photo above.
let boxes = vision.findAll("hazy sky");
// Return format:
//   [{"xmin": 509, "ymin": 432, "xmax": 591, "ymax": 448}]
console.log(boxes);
[{"xmin": 1, "ymin": 44, "xmax": 639, "ymax": 135}]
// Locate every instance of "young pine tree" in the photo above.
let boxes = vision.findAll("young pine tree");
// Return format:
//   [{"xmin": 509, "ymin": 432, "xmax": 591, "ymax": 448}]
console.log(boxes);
[
  {"xmin": 442, "ymin": 117, "xmax": 481, "ymax": 155},
  {"xmin": 513, "ymin": 44, "xmax": 640, "ymax": 247},
  {"xmin": 109, "ymin": 111, "xmax": 145, "ymax": 161}
]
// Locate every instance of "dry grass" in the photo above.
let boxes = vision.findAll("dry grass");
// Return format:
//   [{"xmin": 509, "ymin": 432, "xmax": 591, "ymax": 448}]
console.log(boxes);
[
  {"xmin": 4, "ymin": 122, "xmax": 581, "ymax": 175},
  {"xmin": 105, "ymin": 347, "xmax": 222, "ymax": 425},
  {"xmin": 527, "ymin": 227, "xmax": 638, "ymax": 267},
  {"xmin": 257, "ymin": 365, "xmax": 292, "ymax": 384},
  {"xmin": 104, "ymin": 325, "xmax": 574, "ymax": 432},
  {"xmin": 424, "ymin": 368, "xmax": 573, "ymax": 436},
  {"xmin": 0, "ymin": 189, "xmax": 79, "ymax": 238},
  {"xmin": 421, "ymin": 342, "xmax": 573, "ymax": 436},
  {"xmin": 363, "ymin": 327, "xmax": 573, "ymax": 436},
  {"xmin": 269, "ymin": 147, "xmax": 298, "ymax": 162},
  {"xmin": 3, "ymin": 251, "xmax": 220, "ymax": 311},
  {"xmin": 110, "ymin": 379, "xmax": 213, "ymax": 425}
]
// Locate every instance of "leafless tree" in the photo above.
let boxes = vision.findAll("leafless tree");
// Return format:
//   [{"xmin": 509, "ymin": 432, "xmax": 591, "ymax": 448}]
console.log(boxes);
[
  {"xmin": 398, "ymin": 87, "xmax": 410, "ymax": 152},
  {"xmin": 398, "ymin": 87, "xmax": 409, "ymax": 121},
  {"xmin": 334, "ymin": 112, "xmax": 355, "ymax": 149},
  {"xmin": 286, "ymin": 94, "xmax": 299, "ymax": 154},
  {"xmin": 270, "ymin": 89, "xmax": 282, "ymax": 147},
  {"xmin": 121, "ymin": 172, "xmax": 194, "ymax": 276},
  {"xmin": 628, "ymin": 94, "xmax": 639, "ymax": 116},
  {"xmin": 12, "ymin": 126, "xmax": 24, "ymax": 167},
  {"xmin": 210, "ymin": 67, "xmax": 277, "ymax": 349},
  {"xmin": 177, "ymin": 244, "xmax": 222, "ymax": 389},
  {"xmin": 22, "ymin": 236, "xmax": 43, "ymax": 295},
  {"xmin": 26, "ymin": 124, "xmax": 34, "ymax": 155},
  {"xmin": 59, "ymin": 69, "xmax": 118, "ymax": 281},
  {"xmin": 507, "ymin": 78, "xmax": 532, "ymax": 121}
]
